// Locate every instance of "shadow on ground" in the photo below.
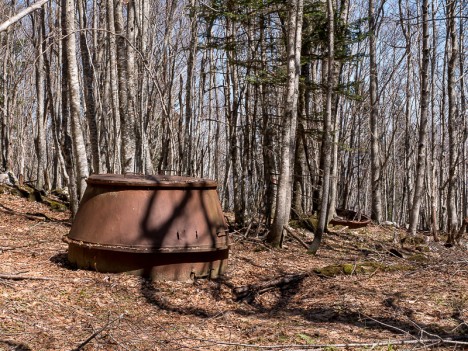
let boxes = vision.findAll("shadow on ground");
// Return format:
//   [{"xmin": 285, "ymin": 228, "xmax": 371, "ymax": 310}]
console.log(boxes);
[
  {"xmin": 139, "ymin": 271, "xmax": 464, "ymax": 342},
  {"xmin": 0, "ymin": 341, "xmax": 32, "ymax": 351},
  {"xmin": 49, "ymin": 251, "xmax": 78, "ymax": 270}
]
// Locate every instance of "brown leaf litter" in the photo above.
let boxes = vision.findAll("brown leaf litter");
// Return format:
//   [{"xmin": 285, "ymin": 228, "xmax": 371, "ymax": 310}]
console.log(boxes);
[{"xmin": 0, "ymin": 193, "xmax": 467, "ymax": 350}]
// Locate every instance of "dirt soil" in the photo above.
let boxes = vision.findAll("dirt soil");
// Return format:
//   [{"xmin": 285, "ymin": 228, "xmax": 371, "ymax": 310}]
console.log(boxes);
[{"xmin": 0, "ymin": 193, "xmax": 467, "ymax": 351}]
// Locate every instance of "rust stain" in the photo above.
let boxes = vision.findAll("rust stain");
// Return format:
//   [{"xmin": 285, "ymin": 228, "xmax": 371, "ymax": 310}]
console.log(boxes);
[{"xmin": 65, "ymin": 174, "xmax": 229, "ymax": 281}]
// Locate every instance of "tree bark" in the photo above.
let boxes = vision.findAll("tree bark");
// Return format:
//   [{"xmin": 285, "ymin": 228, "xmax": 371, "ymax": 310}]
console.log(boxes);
[
  {"xmin": 182, "ymin": 0, "xmax": 198, "ymax": 175},
  {"xmin": 63, "ymin": 0, "xmax": 89, "ymax": 199},
  {"xmin": 114, "ymin": 0, "xmax": 135, "ymax": 173},
  {"xmin": 308, "ymin": 0, "xmax": 333, "ymax": 254},
  {"xmin": 34, "ymin": 8, "xmax": 47, "ymax": 190},
  {"xmin": 77, "ymin": 0, "xmax": 100, "ymax": 174},
  {"xmin": 125, "ymin": 0, "xmax": 138, "ymax": 172},
  {"xmin": 369, "ymin": 0, "xmax": 382, "ymax": 223},
  {"xmin": 267, "ymin": 0, "xmax": 303, "ymax": 247},
  {"xmin": 407, "ymin": 0, "xmax": 429, "ymax": 236},
  {"xmin": 446, "ymin": 0, "xmax": 459, "ymax": 243},
  {"xmin": 106, "ymin": 0, "xmax": 121, "ymax": 173}
]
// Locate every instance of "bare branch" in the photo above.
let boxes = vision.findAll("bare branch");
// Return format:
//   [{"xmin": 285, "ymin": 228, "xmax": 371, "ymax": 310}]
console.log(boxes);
[{"xmin": 0, "ymin": 0, "xmax": 51, "ymax": 33}]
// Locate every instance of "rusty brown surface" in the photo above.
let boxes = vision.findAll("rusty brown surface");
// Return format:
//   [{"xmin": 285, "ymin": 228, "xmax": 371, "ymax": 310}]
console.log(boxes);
[
  {"xmin": 65, "ymin": 174, "xmax": 229, "ymax": 280},
  {"xmin": 67, "ymin": 243, "xmax": 228, "ymax": 280},
  {"xmin": 86, "ymin": 174, "xmax": 218, "ymax": 188},
  {"xmin": 329, "ymin": 208, "xmax": 371, "ymax": 229}
]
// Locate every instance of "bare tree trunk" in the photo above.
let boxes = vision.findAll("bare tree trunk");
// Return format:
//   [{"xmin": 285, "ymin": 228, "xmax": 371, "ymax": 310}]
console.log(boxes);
[
  {"xmin": 458, "ymin": 0, "xmax": 467, "ymax": 241},
  {"xmin": 106, "ymin": 0, "xmax": 121, "ymax": 173},
  {"xmin": 327, "ymin": 0, "xmax": 348, "ymax": 223},
  {"xmin": 60, "ymin": 1, "xmax": 78, "ymax": 214},
  {"xmin": 259, "ymin": 15, "xmax": 276, "ymax": 227},
  {"xmin": 308, "ymin": 0, "xmax": 333, "ymax": 254},
  {"xmin": 125, "ymin": 0, "xmax": 138, "ymax": 172},
  {"xmin": 401, "ymin": 59, "xmax": 413, "ymax": 225},
  {"xmin": 63, "ymin": 0, "xmax": 89, "ymax": 199},
  {"xmin": 446, "ymin": 0, "xmax": 459, "ymax": 243},
  {"xmin": 114, "ymin": 0, "xmax": 135, "ymax": 173},
  {"xmin": 1, "ymin": 27, "xmax": 11, "ymax": 171},
  {"xmin": 182, "ymin": 0, "xmax": 198, "ymax": 175},
  {"xmin": 77, "ymin": 0, "xmax": 100, "ymax": 174},
  {"xmin": 34, "ymin": 9, "xmax": 47, "ymax": 190},
  {"xmin": 408, "ymin": 0, "xmax": 429, "ymax": 236},
  {"xmin": 42, "ymin": 5, "xmax": 63, "ymax": 190},
  {"xmin": 267, "ymin": 0, "xmax": 303, "ymax": 247},
  {"xmin": 369, "ymin": 0, "xmax": 382, "ymax": 223},
  {"xmin": 429, "ymin": 0, "xmax": 439, "ymax": 241}
]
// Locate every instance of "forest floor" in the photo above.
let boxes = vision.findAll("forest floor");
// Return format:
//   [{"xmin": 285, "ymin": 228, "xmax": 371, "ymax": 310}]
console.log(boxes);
[{"xmin": 0, "ymin": 192, "xmax": 468, "ymax": 351}]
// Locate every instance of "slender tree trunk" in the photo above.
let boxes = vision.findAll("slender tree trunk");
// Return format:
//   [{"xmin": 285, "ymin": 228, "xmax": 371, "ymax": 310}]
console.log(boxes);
[
  {"xmin": 429, "ymin": 0, "xmax": 439, "ymax": 241},
  {"xmin": 183, "ymin": 0, "xmax": 198, "ymax": 175},
  {"xmin": 327, "ymin": 0, "xmax": 348, "ymax": 223},
  {"xmin": 34, "ymin": 9, "xmax": 47, "ymax": 190},
  {"xmin": 408, "ymin": 0, "xmax": 429, "ymax": 236},
  {"xmin": 1, "ymin": 27, "xmax": 11, "ymax": 171},
  {"xmin": 458, "ymin": 0, "xmax": 467, "ymax": 235},
  {"xmin": 126, "ymin": 0, "xmax": 138, "ymax": 172},
  {"xmin": 114, "ymin": 0, "xmax": 134, "ymax": 173},
  {"xmin": 60, "ymin": 1, "xmax": 78, "ymax": 214},
  {"xmin": 446, "ymin": 0, "xmax": 459, "ymax": 243},
  {"xmin": 77, "ymin": 0, "xmax": 100, "ymax": 174},
  {"xmin": 267, "ymin": 0, "xmax": 303, "ymax": 247},
  {"xmin": 369, "ymin": 0, "xmax": 382, "ymax": 223},
  {"xmin": 398, "ymin": 0, "xmax": 413, "ymax": 227},
  {"xmin": 106, "ymin": 0, "xmax": 121, "ymax": 173},
  {"xmin": 308, "ymin": 0, "xmax": 333, "ymax": 254},
  {"xmin": 63, "ymin": 0, "xmax": 89, "ymax": 199}
]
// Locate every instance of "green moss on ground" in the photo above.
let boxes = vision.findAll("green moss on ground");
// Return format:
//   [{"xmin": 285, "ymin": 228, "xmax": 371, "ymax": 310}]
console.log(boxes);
[{"xmin": 314, "ymin": 261, "xmax": 414, "ymax": 277}]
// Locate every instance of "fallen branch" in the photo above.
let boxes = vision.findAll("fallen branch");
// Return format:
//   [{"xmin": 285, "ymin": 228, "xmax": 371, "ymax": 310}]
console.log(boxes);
[
  {"xmin": 233, "ymin": 273, "xmax": 307, "ymax": 301},
  {"xmin": 0, "ymin": 203, "xmax": 71, "ymax": 227},
  {"xmin": 0, "ymin": 274, "xmax": 57, "ymax": 281},
  {"xmin": 72, "ymin": 314, "xmax": 125, "ymax": 351},
  {"xmin": 0, "ymin": 203, "xmax": 47, "ymax": 221},
  {"xmin": 283, "ymin": 225, "xmax": 309, "ymax": 249}
]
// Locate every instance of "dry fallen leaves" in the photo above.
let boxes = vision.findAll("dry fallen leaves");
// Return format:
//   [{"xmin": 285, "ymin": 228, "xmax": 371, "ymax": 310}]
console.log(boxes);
[{"xmin": 0, "ymin": 193, "xmax": 467, "ymax": 350}]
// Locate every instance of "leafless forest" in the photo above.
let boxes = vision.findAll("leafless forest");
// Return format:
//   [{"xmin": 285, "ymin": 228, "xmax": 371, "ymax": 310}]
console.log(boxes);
[{"xmin": 0, "ymin": 0, "xmax": 467, "ymax": 246}]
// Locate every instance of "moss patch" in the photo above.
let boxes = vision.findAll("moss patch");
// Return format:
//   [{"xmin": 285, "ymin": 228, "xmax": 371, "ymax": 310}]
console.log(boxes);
[
  {"xmin": 314, "ymin": 261, "xmax": 414, "ymax": 277},
  {"xmin": 42, "ymin": 199, "xmax": 68, "ymax": 212}
]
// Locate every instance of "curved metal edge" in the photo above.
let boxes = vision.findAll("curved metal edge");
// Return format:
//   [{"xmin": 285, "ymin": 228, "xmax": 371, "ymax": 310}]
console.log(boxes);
[
  {"xmin": 66, "ymin": 242, "xmax": 229, "ymax": 281},
  {"xmin": 86, "ymin": 174, "xmax": 219, "ymax": 189},
  {"xmin": 62, "ymin": 235, "xmax": 230, "ymax": 253}
]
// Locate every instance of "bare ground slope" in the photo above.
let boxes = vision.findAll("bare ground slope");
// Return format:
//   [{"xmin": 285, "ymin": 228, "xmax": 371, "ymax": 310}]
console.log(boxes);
[{"xmin": 0, "ymin": 193, "xmax": 467, "ymax": 350}]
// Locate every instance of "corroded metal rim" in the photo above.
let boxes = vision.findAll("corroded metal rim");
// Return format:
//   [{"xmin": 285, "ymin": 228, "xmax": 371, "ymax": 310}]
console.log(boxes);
[
  {"xmin": 86, "ymin": 174, "xmax": 218, "ymax": 188},
  {"xmin": 63, "ymin": 235, "xmax": 229, "ymax": 254},
  {"xmin": 67, "ymin": 242, "xmax": 229, "ymax": 280},
  {"xmin": 329, "ymin": 208, "xmax": 371, "ymax": 229}
]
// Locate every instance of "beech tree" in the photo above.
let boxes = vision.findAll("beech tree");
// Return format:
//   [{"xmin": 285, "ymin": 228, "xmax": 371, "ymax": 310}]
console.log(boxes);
[
  {"xmin": 407, "ymin": 0, "xmax": 429, "ymax": 236},
  {"xmin": 307, "ymin": 0, "xmax": 334, "ymax": 254},
  {"xmin": 267, "ymin": 0, "xmax": 304, "ymax": 247},
  {"xmin": 63, "ymin": 0, "xmax": 89, "ymax": 200},
  {"xmin": 0, "ymin": 0, "xmax": 466, "ymax": 246}
]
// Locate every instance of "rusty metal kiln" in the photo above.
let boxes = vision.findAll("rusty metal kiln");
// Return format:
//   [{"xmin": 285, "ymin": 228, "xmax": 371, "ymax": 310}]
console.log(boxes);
[{"xmin": 64, "ymin": 174, "xmax": 229, "ymax": 281}]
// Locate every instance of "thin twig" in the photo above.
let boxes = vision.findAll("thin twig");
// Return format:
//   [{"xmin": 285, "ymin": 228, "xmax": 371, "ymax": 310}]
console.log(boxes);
[
  {"xmin": 71, "ymin": 314, "xmax": 125, "ymax": 351},
  {"xmin": 283, "ymin": 225, "xmax": 309, "ymax": 249}
]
